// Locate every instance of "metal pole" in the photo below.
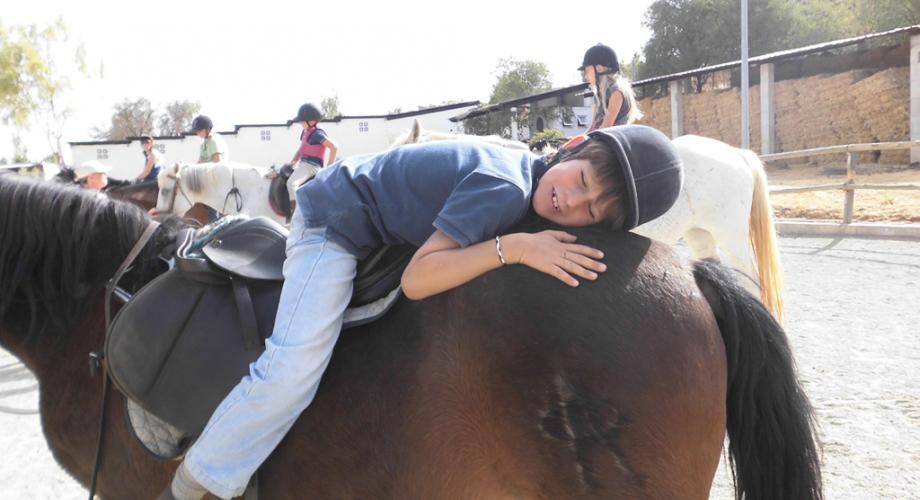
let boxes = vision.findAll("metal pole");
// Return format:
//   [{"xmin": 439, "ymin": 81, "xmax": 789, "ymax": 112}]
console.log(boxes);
[{"xmin": 740, "ymin": 0, "xmax": 750, "ymax": 149}]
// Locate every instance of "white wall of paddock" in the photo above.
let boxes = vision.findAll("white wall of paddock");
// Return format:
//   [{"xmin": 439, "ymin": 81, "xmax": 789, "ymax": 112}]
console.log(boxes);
[{"xmin": 69, "ymin": 104, "xmax": 477, "ymax": 181}]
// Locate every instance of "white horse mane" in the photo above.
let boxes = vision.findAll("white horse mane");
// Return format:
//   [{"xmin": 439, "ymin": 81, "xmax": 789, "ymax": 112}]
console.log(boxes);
[{"xmin": 180, "ymin": 164, "xmax": 221, "ymax": 193}]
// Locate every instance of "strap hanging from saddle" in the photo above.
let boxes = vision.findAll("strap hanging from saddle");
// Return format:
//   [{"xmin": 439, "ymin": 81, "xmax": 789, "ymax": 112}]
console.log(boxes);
[
  {"xmin": 105, "ymin": 216, "xmax": 414, "ymax": 440},
  {"xmin": 88, "ymin": 220, "xmax": 161, "ymax": 500},
  {"xmin": 222, "ymin": 168, "xmax": 244, "ymax": 215}
]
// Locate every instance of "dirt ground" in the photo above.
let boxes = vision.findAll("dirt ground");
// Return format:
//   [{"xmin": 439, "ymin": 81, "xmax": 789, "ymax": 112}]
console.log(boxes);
[{"xmin": 767, "ymin": 162, "xmax": 920, "ymax": 223}]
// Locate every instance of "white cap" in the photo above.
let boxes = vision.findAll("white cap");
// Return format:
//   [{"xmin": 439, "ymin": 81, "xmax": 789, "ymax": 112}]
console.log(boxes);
[{"xmin": 74, "ymin": 160, "xmax": 112, "ymax": 180}]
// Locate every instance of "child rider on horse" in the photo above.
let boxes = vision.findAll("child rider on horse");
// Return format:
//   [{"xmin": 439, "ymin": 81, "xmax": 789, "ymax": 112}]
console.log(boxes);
[
  {"xmin": 580, "ymin": 43, "xmax": 643, "ymax": 130},
  {"xmin": 160, "ymin": 125, "xmax": 684, "ymax": 500},
  {"xmin": 285, "ymin": 103, "xmax": 339, "ymax": 204}
]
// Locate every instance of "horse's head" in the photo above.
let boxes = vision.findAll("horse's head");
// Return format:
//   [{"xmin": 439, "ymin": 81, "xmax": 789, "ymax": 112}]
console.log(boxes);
[{"xmin": 155, "ymin": 163, "xmax": 188, "ymax": 214}]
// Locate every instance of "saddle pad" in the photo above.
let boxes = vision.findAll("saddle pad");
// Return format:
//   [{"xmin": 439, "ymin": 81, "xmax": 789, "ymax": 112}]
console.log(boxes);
[
  {"xmin": 106, "ymin": 268, "xmax": 401, "ymax": 437},
  {"xmin": 126, "ymin": 399, "xmax": 190, "ymax": 459}
]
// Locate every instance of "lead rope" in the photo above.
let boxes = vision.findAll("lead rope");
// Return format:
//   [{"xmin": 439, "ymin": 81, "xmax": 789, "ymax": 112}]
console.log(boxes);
[{"xmin": 87, "ymin": 220, "xmax": 160, "ymax": 500}]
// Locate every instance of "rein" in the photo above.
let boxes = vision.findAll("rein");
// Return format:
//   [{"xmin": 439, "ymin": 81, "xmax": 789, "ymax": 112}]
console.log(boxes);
[
  {"xmin": 87, "ymin": 219, "xmax": 161, "ymax": 500},
  {"xmin": 163, "ymin": 172, "xmax": 195, "ymax": 214}
]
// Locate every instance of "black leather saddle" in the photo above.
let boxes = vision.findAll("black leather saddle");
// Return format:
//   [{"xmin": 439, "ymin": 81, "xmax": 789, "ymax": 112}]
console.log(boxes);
[
  {"xmin": 268, "ymin": 165, "xmax": 293, "ymax": 220},
  {"xmin": 177, "ymin": 216, "xmax": 412, "ymax": 307},
  {"xmin": 106, "ymin": 217, "xmax": 414, "ymax": 438}
]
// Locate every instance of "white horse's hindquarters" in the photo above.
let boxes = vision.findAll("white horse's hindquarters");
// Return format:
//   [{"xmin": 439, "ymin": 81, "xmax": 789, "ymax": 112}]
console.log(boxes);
[{"xmin": 634, "ymin": 135, "xmax": 760, "ymax": 292}]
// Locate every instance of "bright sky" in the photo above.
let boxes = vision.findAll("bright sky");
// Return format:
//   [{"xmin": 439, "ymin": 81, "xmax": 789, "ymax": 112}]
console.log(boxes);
[{"xmin": 1, "ymin": 0, "xmax": 655, "ymax": 161}]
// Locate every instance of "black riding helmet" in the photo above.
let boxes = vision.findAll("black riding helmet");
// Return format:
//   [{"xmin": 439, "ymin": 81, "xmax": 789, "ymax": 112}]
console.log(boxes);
[
  {"xmin": 293, "ymin": 103, "xmax": 323, "ymax": 123},
  {"xmin": 591, "ymin": 126, "xmax": 682, "ymax": 229},
  {"xmin": 550, "ymin": 125, "xmax": 683, "ymax": 230},
  {"xmin": 190, "ymin": 115, "xmax": 213, "ymax": 133},
  {"xmin": 578, "ymin": 43, "xmax": 620, "ymax": 74}
]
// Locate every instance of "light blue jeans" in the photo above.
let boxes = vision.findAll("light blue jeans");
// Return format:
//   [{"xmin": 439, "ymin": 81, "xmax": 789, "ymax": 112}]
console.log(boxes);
[{"xmin": 184, "ymin": 209, "xmax": 357, "ymax": 498}]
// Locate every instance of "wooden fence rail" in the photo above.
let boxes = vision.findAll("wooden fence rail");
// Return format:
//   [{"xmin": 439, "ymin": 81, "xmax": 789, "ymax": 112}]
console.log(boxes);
[{"xmin": 760, "ymin": 140, "xmax": 920, "ymax": 223}]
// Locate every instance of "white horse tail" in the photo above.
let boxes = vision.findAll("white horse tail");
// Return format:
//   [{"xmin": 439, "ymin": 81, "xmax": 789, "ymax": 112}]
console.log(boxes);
[{"xmin": 740, "ymin": 149, "xmax": 784, "ymax": 324}]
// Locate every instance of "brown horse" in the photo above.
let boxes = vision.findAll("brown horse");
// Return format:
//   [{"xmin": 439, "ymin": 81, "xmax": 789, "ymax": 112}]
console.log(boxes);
[
  {"xmin": 55, "ymin": 167, "xmax": 160, "ymax": 211},
  {"xmin": 0, "ymin": 175, "xmax": 821, "ymax": 500}
]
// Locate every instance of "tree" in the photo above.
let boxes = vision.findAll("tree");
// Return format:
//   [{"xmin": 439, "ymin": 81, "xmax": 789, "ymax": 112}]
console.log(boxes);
[
  {"xmin": 464, "ymin": 58, "xmax": 554, "ymax": 137},
  {"xmin": 858, "ymin": 0, "xmax": 920, "ymax": 32},
  {"xmin": 639, "ymin": 0, "xmax": 920, "ymax": 92},
  {"xmin": 321, "ymin": 95, "xmax": 340, "ymax": 119},
  {"xmin": 95, "ymin": 97, "xmax": 156, "ymax": 140},
  {"xmin": 0, "ymin": 21, "xmax": 46, "ymax": 126},
  {"xmin": 0, "ymin": 18, "xmax": 90, "ymax": 163},
  {"xmin": 158, "ymin": 100, "xmax": 201, "ymax": 136},
  {"xmin": 641, "ymin": 0, "xmax": 800, "ymax": 92}
]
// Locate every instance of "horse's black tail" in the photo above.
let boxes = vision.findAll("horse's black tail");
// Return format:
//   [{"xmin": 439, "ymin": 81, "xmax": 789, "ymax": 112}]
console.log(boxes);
[{"xmin": 693, "ymin": 259, "xmax": 822, "ymax": 500}]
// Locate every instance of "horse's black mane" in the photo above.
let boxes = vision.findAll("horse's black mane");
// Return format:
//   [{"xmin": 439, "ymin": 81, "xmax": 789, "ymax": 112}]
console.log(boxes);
[{"xmin": 0, "ymin": 175, "xmax": 175, "ymax": 342}]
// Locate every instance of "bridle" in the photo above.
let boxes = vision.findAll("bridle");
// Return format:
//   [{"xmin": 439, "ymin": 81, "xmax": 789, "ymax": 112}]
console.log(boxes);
[
  {"xmin": 160, "ymin": 169, "xmax": 195, "ymax": 214},
  {"xmin": 86, "ymin": 219, "xmax": 160, "ymax": 500}
]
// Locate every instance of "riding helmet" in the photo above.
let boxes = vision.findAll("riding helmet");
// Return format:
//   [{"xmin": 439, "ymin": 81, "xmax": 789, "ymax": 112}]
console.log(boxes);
[
  {"xmin": 293, "ymin": 103, "xmax": 323, "ymax": 123},
  {"xmin": 578, "ymin": 43, "xmax": 620, "ymax": 74},
  {"xmin": 587, "ymin": 125, "xmax": 683, "ymax": 229},
  {"xmin": 190, "ymin": 115, "xmax": 214, "ymax": 133}
]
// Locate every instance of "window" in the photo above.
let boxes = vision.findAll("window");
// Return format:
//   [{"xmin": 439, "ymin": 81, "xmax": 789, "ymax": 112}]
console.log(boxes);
[
  {"xmin": 536, "ymin": 117, "xmax": 545, "ymax": 132},
  {"xmin": 155, "ymin": 144, "xmax": 166, "ymax": 154},
  {"xmin": 358, "ymin": 121, "xmax": 369, "ymax": 133},
  {"xmin": 97, "ymin": 148, "xmax": 108, "ymax": 160},
  {"xmin": 576, "ymin": 114, "xmax": 589, "ymax": 127},
  {"xmin": 260, "ymin": 130, "xmax": 271, "ymax": 141}
]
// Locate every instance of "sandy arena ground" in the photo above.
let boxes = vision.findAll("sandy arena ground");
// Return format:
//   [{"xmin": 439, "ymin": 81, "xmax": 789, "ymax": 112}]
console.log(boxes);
[
  {"xmin": 1, "ymin": 235, "xmax": 918, "ymax": 499},
  {"xmin": 767, "ymin": 163, "xmax": 920, "ymax": 223}
]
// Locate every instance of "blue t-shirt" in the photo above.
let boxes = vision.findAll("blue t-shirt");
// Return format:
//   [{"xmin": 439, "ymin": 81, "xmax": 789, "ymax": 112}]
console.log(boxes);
[{"xmin": 295, "ymin": 141, "xmax": 548, "ymax": 259}]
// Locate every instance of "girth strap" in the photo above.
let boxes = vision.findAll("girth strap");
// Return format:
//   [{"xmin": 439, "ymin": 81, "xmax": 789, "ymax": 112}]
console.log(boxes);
[{"xmin": 231, "ymin": 276, "xmax": 262, "ymax": 351}]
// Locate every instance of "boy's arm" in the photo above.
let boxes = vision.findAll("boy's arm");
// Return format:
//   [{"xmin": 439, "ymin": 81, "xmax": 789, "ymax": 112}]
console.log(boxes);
[
  {"xmin": 401, "ymin": 229, "xmax": 606, "ymax": 300},
  {"xmin": 600, "ymin": 90, "xmax": 624, "ymax": 128},
  {"xmin": 323, "ymin": 138, "xmax": 338, "ymax": 165}
]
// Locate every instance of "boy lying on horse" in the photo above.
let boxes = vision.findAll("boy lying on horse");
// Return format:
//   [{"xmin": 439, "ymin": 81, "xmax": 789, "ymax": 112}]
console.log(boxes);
[{"xmin": 161, "ymin": 125, "xmax": 683, "ymax": 499}]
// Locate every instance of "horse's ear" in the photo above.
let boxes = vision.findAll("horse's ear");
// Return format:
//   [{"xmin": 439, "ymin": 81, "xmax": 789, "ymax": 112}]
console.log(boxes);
[{"xmin": 409, "ymin": 119, "xmax": 421, "ymax": 143}]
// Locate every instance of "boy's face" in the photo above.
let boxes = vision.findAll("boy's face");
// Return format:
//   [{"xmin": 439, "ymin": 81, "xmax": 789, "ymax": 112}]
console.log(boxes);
[
  {"xmin": 533, "ymin": 158, "xmax": 608, "ymax": 227},
  {"xmin": 196, "ymin": 129, "xmax": 208, "ymax": 139}
]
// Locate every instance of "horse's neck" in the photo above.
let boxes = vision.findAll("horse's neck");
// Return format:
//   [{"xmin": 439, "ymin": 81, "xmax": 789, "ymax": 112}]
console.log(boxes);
[
  {"xmin": 13, "ymin": 301, "xmax": 174, "ymax": 493},
  {"xmin": 186, "ymin": 166, "xmax": 231, "ymax": 210}
]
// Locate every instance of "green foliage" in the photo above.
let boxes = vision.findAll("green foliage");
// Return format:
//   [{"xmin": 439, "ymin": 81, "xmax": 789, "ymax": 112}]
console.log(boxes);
[
  {"xmin": 641, "ymin": 0, "xmax": 800, "ymax": 91},
  {"xmin": 464, "ymin": 58, "xmax": 554, "ymax": 137},
  {"xmin": 639, "ymin": 0, "xmax": 920, "ymax": 91},
  {"xmin": 0, "ymin": 18, "xmax": 91, "ymax": 163},
  {"xmin": 158, "ymin": 100, "xmax": 201, "ymax": 136},
  {"xmin": 0, "ymin": 21, "xmax": 48, "ymax": 126},
  {"xmin": 321, "ymin": 95, "xmax": 340, "ymax": 118},
  {"xmin": 858, "ymin": 0, "xmax": 920, "ymax": 32},
  {"xmin": 528, "ymin": 128, "xmax": 566, "ymax": 148}
]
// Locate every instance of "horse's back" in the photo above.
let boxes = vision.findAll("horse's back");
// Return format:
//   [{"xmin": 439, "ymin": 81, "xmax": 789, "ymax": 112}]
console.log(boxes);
[{"xmin": 268, "ymin": 230, "xmax": 727, "ymax": 499}]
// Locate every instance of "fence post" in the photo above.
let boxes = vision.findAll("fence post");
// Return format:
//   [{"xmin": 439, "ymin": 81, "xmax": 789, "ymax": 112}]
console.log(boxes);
[
  {"xmin": 843, "ymin": 151, "xmax": 857, "ymax": 223},
  {"xmin": 669, "ymin": 80, "xmax": 684, "ymax": 138},
  {"xmin": 912, "ymin": 31, "xmax": 920, "ymax": 165},
  {"xmin": 760, "ymin": 63, "xmax": 776, "ymax": 154}
]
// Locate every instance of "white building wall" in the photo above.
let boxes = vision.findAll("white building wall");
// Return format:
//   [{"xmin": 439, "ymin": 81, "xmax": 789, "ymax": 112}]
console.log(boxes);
[{"xmin": 68, "ymin": 105, "xmax": 476, "ymax": 181}]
